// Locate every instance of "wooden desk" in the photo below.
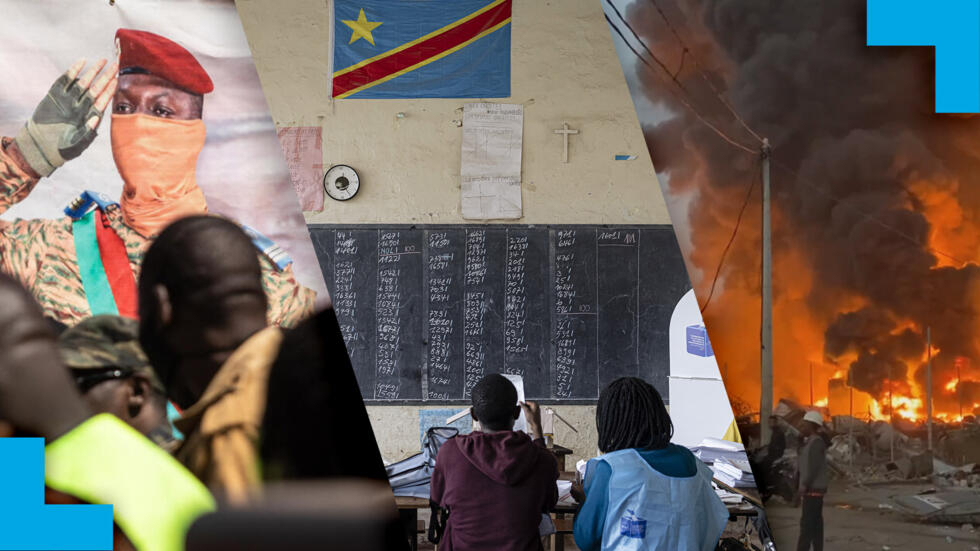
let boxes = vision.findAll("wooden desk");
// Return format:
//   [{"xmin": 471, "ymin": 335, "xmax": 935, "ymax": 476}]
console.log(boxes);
[
  {"xmin": 547, "ymin": 473, "xmax": 764, "ymax": 550},
  {"xmin": 547, "ymin": 444, "xmax": 573, "ymax": 471},
  {"xmin": 552, "ymin": 473, "xmax": 580, "ymax": 551},
  {"xmin": 394, "ymin": 496, "xmax": 429, "ymax": 551},
  {"xmin": 395, "ymin": 472, "xmax": 761, "ymax": 551},
  {"xmin": 395, "ymin": 496, "xmax": 429, "ymax": 509}
]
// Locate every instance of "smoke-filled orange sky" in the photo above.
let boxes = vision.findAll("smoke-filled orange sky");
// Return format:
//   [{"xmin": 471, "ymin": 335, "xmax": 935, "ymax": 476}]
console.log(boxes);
[{"xmin": 611, "ymin": 0, "xmax": 980, "ymax": 420}]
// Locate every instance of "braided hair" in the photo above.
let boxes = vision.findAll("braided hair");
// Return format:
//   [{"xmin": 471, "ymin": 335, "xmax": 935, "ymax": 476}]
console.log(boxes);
[{"xmin": 596, "ymin": 377, "xmax": 673, "ymax": 453}]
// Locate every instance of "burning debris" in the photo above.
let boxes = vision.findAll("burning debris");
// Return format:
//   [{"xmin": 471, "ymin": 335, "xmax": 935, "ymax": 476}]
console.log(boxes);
[
  {"xmin": 623, "ymin": 1, "xmax": 980, "ymax": 421},
  {"xmin": 747, "ymin": 399, "xmax": 980, "ymax": 525}
]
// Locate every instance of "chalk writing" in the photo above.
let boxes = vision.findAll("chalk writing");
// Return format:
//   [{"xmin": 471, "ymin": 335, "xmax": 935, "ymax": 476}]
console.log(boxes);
[
  {"xmin": 308, "ymin": 225, "xmax": 680, "ymax": 403},
  {"xmin": 427, "ymin": 231, "xmax": 459, "ymax": 399},
  {"xmin": 505, "ymin": 234, "xmax": 529, "ymax": 357},
  {"xmin": 376, "ymin": 231, "xmax": 404, "ymax": 399},
  {"xmin": 463, "ymin": 229, "xmax": 490, "ymax": 397},
  {"xmin": 334, "ymin": 231, "xmax": 359, "ymax": 351}
]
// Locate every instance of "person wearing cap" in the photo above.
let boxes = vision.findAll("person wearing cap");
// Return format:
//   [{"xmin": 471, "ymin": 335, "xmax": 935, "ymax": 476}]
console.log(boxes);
[
  {"xmin": 58, "ymin": 314, "xmax": 176, "ymax": 449},
  {"xmin": 0, "ymin": 28, "xmax": 314, "ymax": 328},
  {"xmin": 0, "ymin": 271, "xmax": 215, "ymax": 551},
  {"xmin": 796, "ymin": 410, "xmax": 828, "ymax": 551}
]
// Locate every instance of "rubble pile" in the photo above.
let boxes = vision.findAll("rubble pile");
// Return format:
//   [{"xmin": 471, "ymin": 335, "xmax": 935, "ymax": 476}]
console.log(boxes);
[
  {"xmin": 763, "ymin": 399, "xmax": 980, "ymax": 484},
  {"xmin": 750, "ymin": 398, "xmax": 980, "ymax": 525},
  {"xmin": 933, "ymin": 461, "xmax": 980, "ymax": 489}
]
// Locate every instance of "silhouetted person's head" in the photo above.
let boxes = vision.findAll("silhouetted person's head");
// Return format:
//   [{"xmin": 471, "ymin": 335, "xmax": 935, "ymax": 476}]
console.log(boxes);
[
  {"xmin": 470, "ymin": 374, "xmax": 520, "ymax": 432},
  {"xmin": 596, "ymin": 377, "xmax": 673, "ymax": 453},
  {"xmin": 138, "ymin": 215, "xmax": 268, "ymax": 409},
  {"xmin": 0, "ymin": 273, "xmax": 89, "ymax": 439}
]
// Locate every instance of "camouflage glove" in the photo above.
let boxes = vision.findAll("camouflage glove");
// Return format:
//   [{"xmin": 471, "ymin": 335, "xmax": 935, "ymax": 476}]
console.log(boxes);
[{"xmin": 13, "ymin": 60, "xmax": 117, "ymax": 177}]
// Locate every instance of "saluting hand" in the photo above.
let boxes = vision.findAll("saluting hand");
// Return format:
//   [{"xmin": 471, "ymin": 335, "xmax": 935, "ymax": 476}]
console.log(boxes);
[{"xmin": 13, "ymin": 58, "xmax": 117, "ymax": 177}]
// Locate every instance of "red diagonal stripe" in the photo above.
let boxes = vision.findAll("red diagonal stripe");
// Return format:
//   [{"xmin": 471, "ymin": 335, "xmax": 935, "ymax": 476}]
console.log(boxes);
[
  {"xmin": 333, "ymin": 0, "xmax": 511, "ymax": 97},
  {"xmin": 95, "ymin": 211, "xmax": 138, "ymax": 319}
]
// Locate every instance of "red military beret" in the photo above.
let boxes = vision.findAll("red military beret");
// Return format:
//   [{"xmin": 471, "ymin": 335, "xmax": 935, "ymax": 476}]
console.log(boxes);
[{"xmin": 115, "ymin": 28, "xmax": 213, "ymax": 95}]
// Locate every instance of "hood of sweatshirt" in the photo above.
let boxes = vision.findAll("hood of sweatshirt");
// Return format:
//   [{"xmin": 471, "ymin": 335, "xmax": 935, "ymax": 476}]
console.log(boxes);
[{"xmin": 453, "ymin": 430, "xmax": 542, "ymax": 486}]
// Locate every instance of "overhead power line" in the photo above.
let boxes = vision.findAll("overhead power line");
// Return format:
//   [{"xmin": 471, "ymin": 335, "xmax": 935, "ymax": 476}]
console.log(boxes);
[
  {"xmin": 700, "ymin": 160, "xmax": 759, "ymax": 314},
  {"xmin": 602, "ymin": 5, "xmax": 758, "ymax": 155},
  {"xmin": 647, "ymin": 0, "xmax": 766, "ymax": 144}
]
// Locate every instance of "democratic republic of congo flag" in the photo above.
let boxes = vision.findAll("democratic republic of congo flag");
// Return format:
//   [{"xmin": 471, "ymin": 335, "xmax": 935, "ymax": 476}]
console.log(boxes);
[{"xmin": 332, "ymin": 0, "xmax": 512, "ymax": 99}]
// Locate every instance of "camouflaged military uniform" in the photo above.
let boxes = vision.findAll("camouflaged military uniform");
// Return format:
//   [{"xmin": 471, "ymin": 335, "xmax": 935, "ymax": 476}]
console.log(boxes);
[
  {"xmin": 0, "ymin": 137, "xmax": 315, "ymax": 328},
  {"xmin": 58, "ymin": 314, "xmax": 177, "ymax": 450},
  {"xmin": 59, "ymin": 315, "xmax": 156, "ymax": 377}
]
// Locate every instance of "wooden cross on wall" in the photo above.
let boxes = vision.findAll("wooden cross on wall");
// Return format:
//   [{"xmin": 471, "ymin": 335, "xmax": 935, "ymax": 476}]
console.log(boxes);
[{"xmin": 553, "ymin": 122, "xmax": 579, "ymax": 163}]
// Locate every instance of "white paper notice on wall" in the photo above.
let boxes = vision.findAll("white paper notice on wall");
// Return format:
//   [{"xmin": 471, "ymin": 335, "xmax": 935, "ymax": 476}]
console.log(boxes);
[
  {"xmin": 501, "ymin": 373, "xmax": 528, "ymax": 433},
  {"xmin": 461, "ymin": 103, "xmax": 523, "ymax": 220}
]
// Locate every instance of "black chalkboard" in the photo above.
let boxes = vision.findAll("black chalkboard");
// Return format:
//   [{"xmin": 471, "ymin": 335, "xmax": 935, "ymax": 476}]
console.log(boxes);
[{"xmin": 308, "ymin": 225, "xmax": 691, "ymax": 404}]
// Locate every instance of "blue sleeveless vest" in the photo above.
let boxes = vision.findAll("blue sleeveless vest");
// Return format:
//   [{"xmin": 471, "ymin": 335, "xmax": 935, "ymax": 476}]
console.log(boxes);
[{"xmin": 588, "ymin": 448, "xmax": 728, "ymax": 550}]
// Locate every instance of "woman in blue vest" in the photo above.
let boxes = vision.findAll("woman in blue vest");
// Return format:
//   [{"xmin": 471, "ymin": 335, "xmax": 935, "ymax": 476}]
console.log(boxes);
[{"xmin": 572, "ymin": 377, "xmax": 729, "ymax": 550}]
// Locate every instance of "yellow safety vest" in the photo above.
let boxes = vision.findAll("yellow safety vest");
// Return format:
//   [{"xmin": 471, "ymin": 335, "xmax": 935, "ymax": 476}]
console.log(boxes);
[{"xmin": 44, "ymin": 414, "xmax": 216, "ymax": 551}]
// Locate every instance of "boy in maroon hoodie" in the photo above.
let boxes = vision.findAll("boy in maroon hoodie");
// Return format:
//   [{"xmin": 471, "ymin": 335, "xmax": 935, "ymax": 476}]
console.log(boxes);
[{"xmin": 431, "ymin": 374, "xmax": 559, "ymax": 551}]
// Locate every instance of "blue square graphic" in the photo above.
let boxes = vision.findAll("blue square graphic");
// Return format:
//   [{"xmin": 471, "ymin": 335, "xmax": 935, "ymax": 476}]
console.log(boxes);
[
  {"xmin": 686, "ymin": 324, "xmax": 714, "ymax": 357},
  {"xmin": 619, "ymin": 510, "xmax": 647, "ymax": 539}
]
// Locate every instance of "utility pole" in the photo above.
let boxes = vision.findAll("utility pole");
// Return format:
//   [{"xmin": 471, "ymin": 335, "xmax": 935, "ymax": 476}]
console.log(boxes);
[
  {"xmin": 889, "ymin": 364, "xmax": 895, "ymax": 462},
  {"xmin": 926, "ymin": 327, "xmax": 933, "ymax": 451},
  {"xmin": 848, "ymin": 369, "xmax": 854, "ymax": 470},
  {"xmin": 871, "ymin": 403, "xmax": 877, "ymax": 463},
  {"xmin": 760, "ymin": 138, "xmax": 773, "ymax": 447},
  {"xmin": 957, "ymin": 358, "xmax": 963, "ymax": 421},
  {"xmin": 809, "ymin": 361, "xmax": 814, "ymax": 406}
]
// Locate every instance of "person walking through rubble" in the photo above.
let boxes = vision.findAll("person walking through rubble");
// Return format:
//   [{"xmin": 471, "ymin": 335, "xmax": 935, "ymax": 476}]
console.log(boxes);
[{"xmin": 796, "ymin": 410, "xmax": 828, "ymax": 551}]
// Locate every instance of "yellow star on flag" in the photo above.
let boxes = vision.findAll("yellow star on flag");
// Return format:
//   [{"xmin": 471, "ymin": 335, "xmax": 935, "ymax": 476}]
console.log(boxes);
[{"xmin": 342, "ymin": 8, "xmax": 382, "ymax": 46}]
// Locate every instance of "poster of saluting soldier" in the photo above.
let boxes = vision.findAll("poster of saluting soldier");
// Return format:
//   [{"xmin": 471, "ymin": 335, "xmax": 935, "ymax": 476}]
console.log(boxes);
[{"xmin": 0, "ymin": 0, "xmax": 330, "ymax": 329}]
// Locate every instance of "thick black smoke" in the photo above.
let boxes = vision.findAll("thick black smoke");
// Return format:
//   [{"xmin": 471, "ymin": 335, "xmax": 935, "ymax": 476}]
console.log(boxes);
[{"xmin": 623, "ymin": 0, "xmax": 980, "ymax": 407}]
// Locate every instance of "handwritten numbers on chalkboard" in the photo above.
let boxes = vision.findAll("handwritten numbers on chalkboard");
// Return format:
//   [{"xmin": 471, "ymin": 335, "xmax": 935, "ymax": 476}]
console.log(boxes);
[{"xmin": 310, "ymin": 225, "xmax": 688, "ymax": 403}]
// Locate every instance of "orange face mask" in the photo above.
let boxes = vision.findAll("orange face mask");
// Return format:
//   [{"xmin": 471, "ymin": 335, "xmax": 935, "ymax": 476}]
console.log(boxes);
[{"xmin": 111, "ymin": 114, "xmax": 209, "ymax": 236}]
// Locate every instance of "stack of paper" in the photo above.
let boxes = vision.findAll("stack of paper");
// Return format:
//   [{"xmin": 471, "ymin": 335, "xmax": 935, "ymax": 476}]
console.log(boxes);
[
  {"xmin": 556, "ymin": 480, "xmax": 576, "ymax": 507},
  {"xmin": 710, "ymin": 458, "xmax": 756, "ymax": 489},
  {"xmin": 713, "ymin": 485, "xmax": 744, "ymax": 504},
  {"xmin": 688, "ymin": 437, "xmax": 758, "ymax": 490},
  {"xmin": 690, "ymin": 437, "xmax": 747, "ymax": 465}
]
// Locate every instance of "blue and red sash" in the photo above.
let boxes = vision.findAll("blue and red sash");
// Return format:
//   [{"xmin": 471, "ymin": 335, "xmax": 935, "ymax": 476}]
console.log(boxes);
[
  {"xmin": 68, "ymin": 193, "xmax": 138, "ymax": 319},
  {"xmin": 66, "ymin": 190, "xmax": 293, "ymax": 319}
]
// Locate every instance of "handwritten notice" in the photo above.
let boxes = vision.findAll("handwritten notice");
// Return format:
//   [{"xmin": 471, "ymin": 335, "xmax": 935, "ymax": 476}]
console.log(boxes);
[
  {"xmin": 501, "ymin": 373, "xmax": 528, "ymax": 433},
  {"xmin": 276, "ymin": 126, "xmax": 324, "ymax": 212},
  {"xmin": 461, "ymin": 103, "xmax": 523, "ymax": 219}
]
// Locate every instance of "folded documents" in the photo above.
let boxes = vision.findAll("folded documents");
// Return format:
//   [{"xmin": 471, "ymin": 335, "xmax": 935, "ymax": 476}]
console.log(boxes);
[
  {"xmin": 697, "ymin": 437, "xmax": 744, "ymax": 452},
  {"xmin": 712, "ymin": 469, "xmax": 757, "ymax": 489},
  {"xmin": 557, "ymin": 480, "xmax": 576, "ymax": 506},
  {"xmin": 711, "ymin": 459, "xmax": 754, "ymax": 482}
]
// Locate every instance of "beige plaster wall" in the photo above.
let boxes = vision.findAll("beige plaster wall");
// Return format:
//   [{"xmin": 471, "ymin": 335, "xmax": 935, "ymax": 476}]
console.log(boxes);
[
  {"xmin": 366, "ymin": 405, "xmax": 599, "ymax": 468},
  {"xmin": 237, "ymin": 0, "xmax": 670, "ymax": 467}
]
